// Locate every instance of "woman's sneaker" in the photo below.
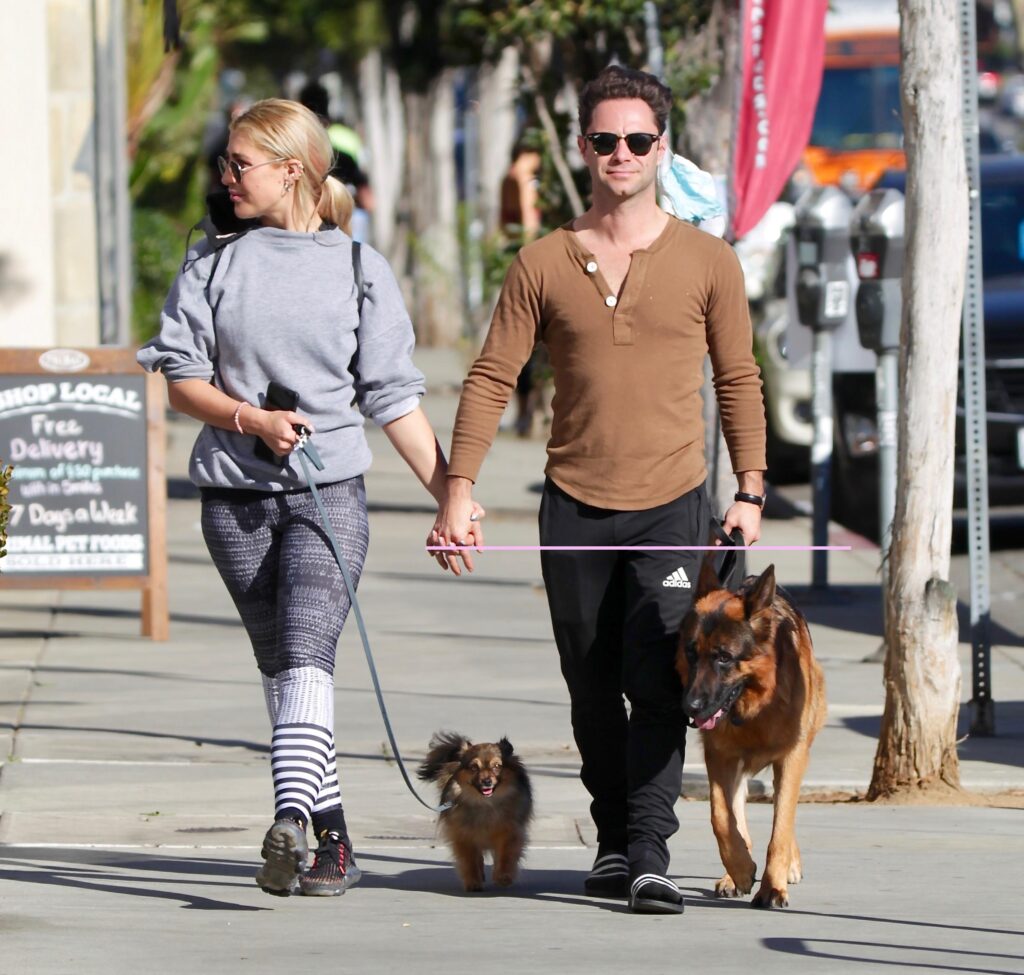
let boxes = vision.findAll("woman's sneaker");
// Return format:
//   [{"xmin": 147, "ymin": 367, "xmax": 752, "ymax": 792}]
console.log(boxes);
[
  {"xmin": 255, "ymin": 818, "xmax": 308, "ymax": 896},
  {"xmin": 299, "ymin": 830, "xmax": 362, "ymax": 897}
]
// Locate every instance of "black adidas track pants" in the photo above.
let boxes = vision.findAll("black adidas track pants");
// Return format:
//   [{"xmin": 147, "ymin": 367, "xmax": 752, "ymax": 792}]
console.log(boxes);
[{"xmin": 539, "ymin": 478, "xmax": 710, "ymax": 879}]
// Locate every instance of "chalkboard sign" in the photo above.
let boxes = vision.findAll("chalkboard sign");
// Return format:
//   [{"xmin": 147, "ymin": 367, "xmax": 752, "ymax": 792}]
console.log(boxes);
[{"xmin": 0, "ymin": 348, "xmax": 168, "ymax": 639}]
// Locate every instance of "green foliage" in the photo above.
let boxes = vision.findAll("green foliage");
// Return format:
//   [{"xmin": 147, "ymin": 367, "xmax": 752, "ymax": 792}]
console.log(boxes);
[
  {"xmin": 127, "ymin": 0, "xmax": 728, "ymax": 338},
  {"xmin": 440, "ymin": 0, "xmax": 719, "ymax": 229},
  {"xmin": 445, "ymin": 0, "xmax": 712, "ymax": 77},
  {"xmin": 129, "ymin": 1, "xmax": 393, "ymax": 338},
  {"xmin": 0, "ymin": 465, "xmax": 12, "ymax": 565},
  {"xmin": 133, "ymin": 208, "xmax": 193, "ymax": 343},
  {"xmin": 215, "ymin": 0, "xmax": 387, "ymax": 73}
]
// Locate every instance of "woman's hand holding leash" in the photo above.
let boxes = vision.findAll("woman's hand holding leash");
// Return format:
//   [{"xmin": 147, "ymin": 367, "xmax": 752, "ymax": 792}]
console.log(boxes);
[{"xmin": 246, "ymin": 408, "xmax": 313, "ymax": 457}]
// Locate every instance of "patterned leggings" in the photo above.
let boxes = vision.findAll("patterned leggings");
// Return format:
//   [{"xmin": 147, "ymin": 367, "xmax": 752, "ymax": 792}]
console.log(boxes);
[{"xmin": 201, "ymin": 477, "xmax": 369, "ymax": 829}]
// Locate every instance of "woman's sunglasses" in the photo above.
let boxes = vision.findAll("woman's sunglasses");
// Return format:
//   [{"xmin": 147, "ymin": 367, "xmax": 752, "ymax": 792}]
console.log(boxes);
[
  {"xmin": 217, "ymin": 155, "xmax": 287, "ymax": 182},
  {"xmin": 584, "ymin": 132, "xmax": 661, "ymax": 157}
]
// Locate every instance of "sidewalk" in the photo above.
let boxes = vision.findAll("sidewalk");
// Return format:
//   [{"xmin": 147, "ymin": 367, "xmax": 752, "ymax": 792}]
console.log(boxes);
[{"xmin": 1, "ymin": 347, "xmax": 1022, "ymax": 974}]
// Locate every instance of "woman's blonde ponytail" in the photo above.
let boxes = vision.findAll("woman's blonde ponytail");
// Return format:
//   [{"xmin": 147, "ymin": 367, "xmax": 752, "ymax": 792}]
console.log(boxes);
[{"xmin": 318, "ymin": 175, "xmax": 354, "ymax": 236}]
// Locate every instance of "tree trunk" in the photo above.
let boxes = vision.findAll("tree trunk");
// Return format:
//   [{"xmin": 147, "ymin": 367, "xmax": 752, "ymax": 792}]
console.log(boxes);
[
  {"xmin": 867, "ymin": 0, "xmax": 967, "ymax": 800},
  {"xmin": 404, "ymin": 70, "xmax": 464, "ymax": 347},
  {"xmin": 676, "ymin": 0, "xmax": 740, "ymax": 175},
  {"xmin": 358, "ymin": 50, "xmax": 405, "ymax": 260},
  {"xmin": 476, "ymin": 47, "xmax": 520, "ymax": 237}
]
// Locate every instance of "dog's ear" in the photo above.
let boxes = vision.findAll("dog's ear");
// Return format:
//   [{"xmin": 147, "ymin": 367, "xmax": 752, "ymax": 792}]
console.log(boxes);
[
  {"xmin": 418, "ymin": 730, "xmax": 473, "ymax": 783},
  {"xmin": 744, "ymin": 564, "xmax": 776, "ymax": 617},
  {"xmin": 696, "ymin": 555, "xmax": 721, "ymax": 599},
  {"xmin": 498, "ymin": 737, "xmax": 514, "ymax": 761}
]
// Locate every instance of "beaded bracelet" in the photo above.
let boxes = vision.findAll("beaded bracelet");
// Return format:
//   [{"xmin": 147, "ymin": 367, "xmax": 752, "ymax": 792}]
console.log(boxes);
[{"xmin": 232, "ymin": 401, "xmax": 249, "ymax": 435}]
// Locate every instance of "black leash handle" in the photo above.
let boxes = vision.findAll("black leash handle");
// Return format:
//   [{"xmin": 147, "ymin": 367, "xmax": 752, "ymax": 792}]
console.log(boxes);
[{"xmin": 710, "ymin": 520, "xmax": 746, "ymax": 587}]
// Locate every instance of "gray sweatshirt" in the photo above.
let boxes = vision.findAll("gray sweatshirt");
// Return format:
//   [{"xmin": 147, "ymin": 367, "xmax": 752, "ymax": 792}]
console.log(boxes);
[{"xmin": 137, "ymin": 226, "xmax": 425, "ymax": 491}]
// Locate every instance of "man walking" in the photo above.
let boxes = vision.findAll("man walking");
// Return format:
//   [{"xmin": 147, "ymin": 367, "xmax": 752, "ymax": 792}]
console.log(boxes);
[{"xmin": 434, "ymin": 65, "xmax": 767, "ymax": 914}]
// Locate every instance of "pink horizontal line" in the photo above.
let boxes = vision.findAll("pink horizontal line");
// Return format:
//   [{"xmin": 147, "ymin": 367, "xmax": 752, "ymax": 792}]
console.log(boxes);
[{"xmin": 426, "ymin": 545, "xmax": 852, "ymax": 552}]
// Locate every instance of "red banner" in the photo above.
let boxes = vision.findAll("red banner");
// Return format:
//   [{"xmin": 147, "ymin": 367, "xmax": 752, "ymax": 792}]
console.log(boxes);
[{"xmin": 729, "ymin": 0, "xmax": 829, "ymax": 240}]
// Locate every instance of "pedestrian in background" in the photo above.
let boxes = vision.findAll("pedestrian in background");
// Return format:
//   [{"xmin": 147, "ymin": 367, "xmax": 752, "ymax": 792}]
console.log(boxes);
[
  {"xmin": 138, "ymin": 98, "xmax": 480, "ymax": 898},
  {"xmin": 499, "ymin": 142, "xmax": 549, "ymax": 438},
  {"xmin": 433, "ymin": 65, "xmax": 766, "ymax": 914},
  {"xmin": 299, "ymin": 80, "xmax": 375, "ymax": 243}
]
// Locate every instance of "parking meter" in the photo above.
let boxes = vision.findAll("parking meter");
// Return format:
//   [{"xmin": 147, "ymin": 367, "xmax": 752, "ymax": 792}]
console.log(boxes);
[
  {"xmin": 792, "ymin": 187, "xmax": 854, "ymax": 590},
  {"xmin": 794, "ymin": 187, "xmax": 854, "ymax": 332},
  {"xmin": 849, "ymin": 188, "xmax": 905, "ymax": 573},
  {"xmin": 850, "ymin": 189, "xmax": 905, "ymax": 351}
]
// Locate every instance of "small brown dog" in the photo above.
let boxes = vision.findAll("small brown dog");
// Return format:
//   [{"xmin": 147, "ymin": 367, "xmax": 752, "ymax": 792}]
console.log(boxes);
[
  {"xmin": 676, "ymin": 560, "xmax": 826, "ymax": 909},
  {"xmin": 417, "ymin": 731, "xmax": 533, "ymax": 892}
]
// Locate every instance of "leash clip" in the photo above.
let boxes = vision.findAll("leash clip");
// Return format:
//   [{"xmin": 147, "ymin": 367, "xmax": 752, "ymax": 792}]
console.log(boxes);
[{"xmin": 295, "ymin": 425, "xmax": 325, "ymax": 471}]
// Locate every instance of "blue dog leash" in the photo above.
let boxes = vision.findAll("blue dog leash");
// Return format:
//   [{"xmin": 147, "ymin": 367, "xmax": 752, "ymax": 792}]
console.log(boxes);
[{"xmin": 293, "ymin": 432, "xmax": 451, "ymax": 814}]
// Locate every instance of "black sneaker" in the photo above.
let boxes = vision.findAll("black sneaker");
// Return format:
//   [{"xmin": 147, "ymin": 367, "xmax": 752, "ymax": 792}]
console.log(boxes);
[
  {"xmin": 584, "ymin": 851, "xmax": 629, "ymax": 898},
  {"xmin": 628, "ymin": 873, "xmax": 685, "ymax": 914},
  {"xmin": 299, "ymin": 830, "xmax": 362, "ymax": 897},
  {"xmin": 255, "ymin": 818, "xmax": 308, "ymax": 897}
]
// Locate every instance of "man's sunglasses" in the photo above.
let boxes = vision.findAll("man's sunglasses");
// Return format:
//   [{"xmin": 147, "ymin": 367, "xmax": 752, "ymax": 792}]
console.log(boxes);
[
  {"xmin": 217, "ymin": 155, "xmax": 287, "ymax": 182},
  {"xmin": 584, "ymin": 132, "xmax": 661, "ymax": 157}
]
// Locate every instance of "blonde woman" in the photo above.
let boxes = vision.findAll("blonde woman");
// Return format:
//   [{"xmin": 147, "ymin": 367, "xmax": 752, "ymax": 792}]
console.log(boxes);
[{"xmin": 138, "ymin": 99, "xmax": 482, "ymax": 898}]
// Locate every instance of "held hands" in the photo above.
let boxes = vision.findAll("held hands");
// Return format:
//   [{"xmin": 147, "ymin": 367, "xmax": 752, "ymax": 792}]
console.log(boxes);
[{"xmin": 429, "ymin": 477, "xmax": 485, "ymax": 575}]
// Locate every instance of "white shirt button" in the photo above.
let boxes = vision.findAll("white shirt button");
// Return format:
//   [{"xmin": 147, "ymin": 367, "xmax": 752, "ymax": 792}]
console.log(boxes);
[
  {"xmin": 605, "ymin": 295, "xmax": 617, "ymax": 307},
  {"xmin": 586, "ymin": 261, "xmax": 598, "ymax": 273}
]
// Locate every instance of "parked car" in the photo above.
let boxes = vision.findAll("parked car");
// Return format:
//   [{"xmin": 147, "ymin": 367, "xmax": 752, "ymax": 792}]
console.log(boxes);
[{"xmin": 757, "ymin": 155, "xmax": 1024, "ymax": 538}]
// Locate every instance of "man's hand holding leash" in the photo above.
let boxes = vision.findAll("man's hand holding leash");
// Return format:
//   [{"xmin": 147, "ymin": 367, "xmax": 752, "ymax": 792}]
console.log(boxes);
[{"xmin": 719, "ymin": 471, "xmax": 765, "ymax": 546}]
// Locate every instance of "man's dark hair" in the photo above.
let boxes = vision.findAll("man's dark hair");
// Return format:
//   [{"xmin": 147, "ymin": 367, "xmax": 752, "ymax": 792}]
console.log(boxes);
[{"xmin": 578, "ymin": 65, "xmax": 673, "ymax": 136}]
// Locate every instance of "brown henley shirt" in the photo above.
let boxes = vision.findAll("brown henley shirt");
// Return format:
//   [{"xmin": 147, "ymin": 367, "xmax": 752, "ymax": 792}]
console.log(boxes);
[{"xmin": 448, "ymin": 216, "xmax": 767, "ymax": 510}]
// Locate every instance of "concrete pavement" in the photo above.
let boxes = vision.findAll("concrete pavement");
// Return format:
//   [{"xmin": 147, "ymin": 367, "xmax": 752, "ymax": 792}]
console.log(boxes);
[{"xmin": 1, "ymin": 347, "xmax": 1022, "ymax": 974}]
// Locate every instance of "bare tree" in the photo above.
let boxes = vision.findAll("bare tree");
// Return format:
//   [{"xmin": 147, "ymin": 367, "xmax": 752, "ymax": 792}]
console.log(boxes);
[
  {"xmin": 476, "ymin": 47, "xmax": 521, "ymax": 236},
  {"xmin": 868, "ymin": 0, "xmax": 968, "ymax": 800},
  {"xmin": 676, "ymin": 0, "xmax": 740, "ymax": 175},
  {"xmin": 404, "ymin": 70, "xmax": 464, "ymax": 346},
  {"xmin": 359, "ymin": 49, "xmax": 406, "ymax": 260}
]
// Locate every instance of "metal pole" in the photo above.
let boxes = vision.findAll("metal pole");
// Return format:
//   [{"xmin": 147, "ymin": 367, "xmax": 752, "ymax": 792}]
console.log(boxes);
[
  {"xmin": 810, "ymin": 328, "xmax": 832, "ymax": 589},
  {"xmin": 93, "ymin": 0, "xmax": 131, "ymax": 346},
  {"xmin": 959, "ymin": 0, "xmax": 994, "ymax": 735}
]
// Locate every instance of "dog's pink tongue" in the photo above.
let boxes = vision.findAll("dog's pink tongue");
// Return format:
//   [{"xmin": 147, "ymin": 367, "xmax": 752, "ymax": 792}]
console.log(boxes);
[
  {"xmin": 697, "ymin": 708, "xmax": 725, "ymax": 731},
  {"xmin": 481, "ymin": 785, "xmax": 494, "ymax": 797}
]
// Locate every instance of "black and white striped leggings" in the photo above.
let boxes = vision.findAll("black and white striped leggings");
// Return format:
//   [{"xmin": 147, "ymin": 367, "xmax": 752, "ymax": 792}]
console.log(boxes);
[{"xmin": 201, "ymin": 477, "xmax": 369, "ymax": 829}]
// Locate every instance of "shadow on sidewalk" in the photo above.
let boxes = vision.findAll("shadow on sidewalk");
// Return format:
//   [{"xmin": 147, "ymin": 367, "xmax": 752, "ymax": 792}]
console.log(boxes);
[
  {"xmin": 0, "ymin": 848, "xmax": 269, "ymax": 912},
  {"xmin": 763, "ymin": 935, "xmax": 1021, "ymax": 973},
  {"xmin": 841, "ymin": 700, "xmax": 1024, "ymax": 767}
]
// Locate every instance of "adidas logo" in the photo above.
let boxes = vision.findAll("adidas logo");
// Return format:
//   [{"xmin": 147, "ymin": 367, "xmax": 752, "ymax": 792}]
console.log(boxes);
[{"xmin": 662, "ymin": 567, "xmax": 691, "ymax": 589}]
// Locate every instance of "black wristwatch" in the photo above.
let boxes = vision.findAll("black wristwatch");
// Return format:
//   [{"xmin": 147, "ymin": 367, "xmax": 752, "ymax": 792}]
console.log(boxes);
[{"xmin": 734, "ymin": 491, "xmax": 766, "ymax": 508}]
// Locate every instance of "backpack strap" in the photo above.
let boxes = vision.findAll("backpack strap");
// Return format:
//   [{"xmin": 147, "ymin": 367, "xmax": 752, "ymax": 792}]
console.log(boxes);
[
  {"xmin": 352, "ymin": 240, "xmax": 365, "ymax": 316},
  {"xmin": 200, "ymin": 231, "xmax": 249, "ymax": 385}
]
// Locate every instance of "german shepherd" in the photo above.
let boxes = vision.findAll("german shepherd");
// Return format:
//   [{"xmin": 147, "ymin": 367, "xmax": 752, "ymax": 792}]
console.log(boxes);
[
  {"xmin": 675, "ymin": 561, "xmax": 826, "ymax": 908},
  {"xmin": 417, "ymin": 731, "xmax": 534, "ymax": 892}
]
